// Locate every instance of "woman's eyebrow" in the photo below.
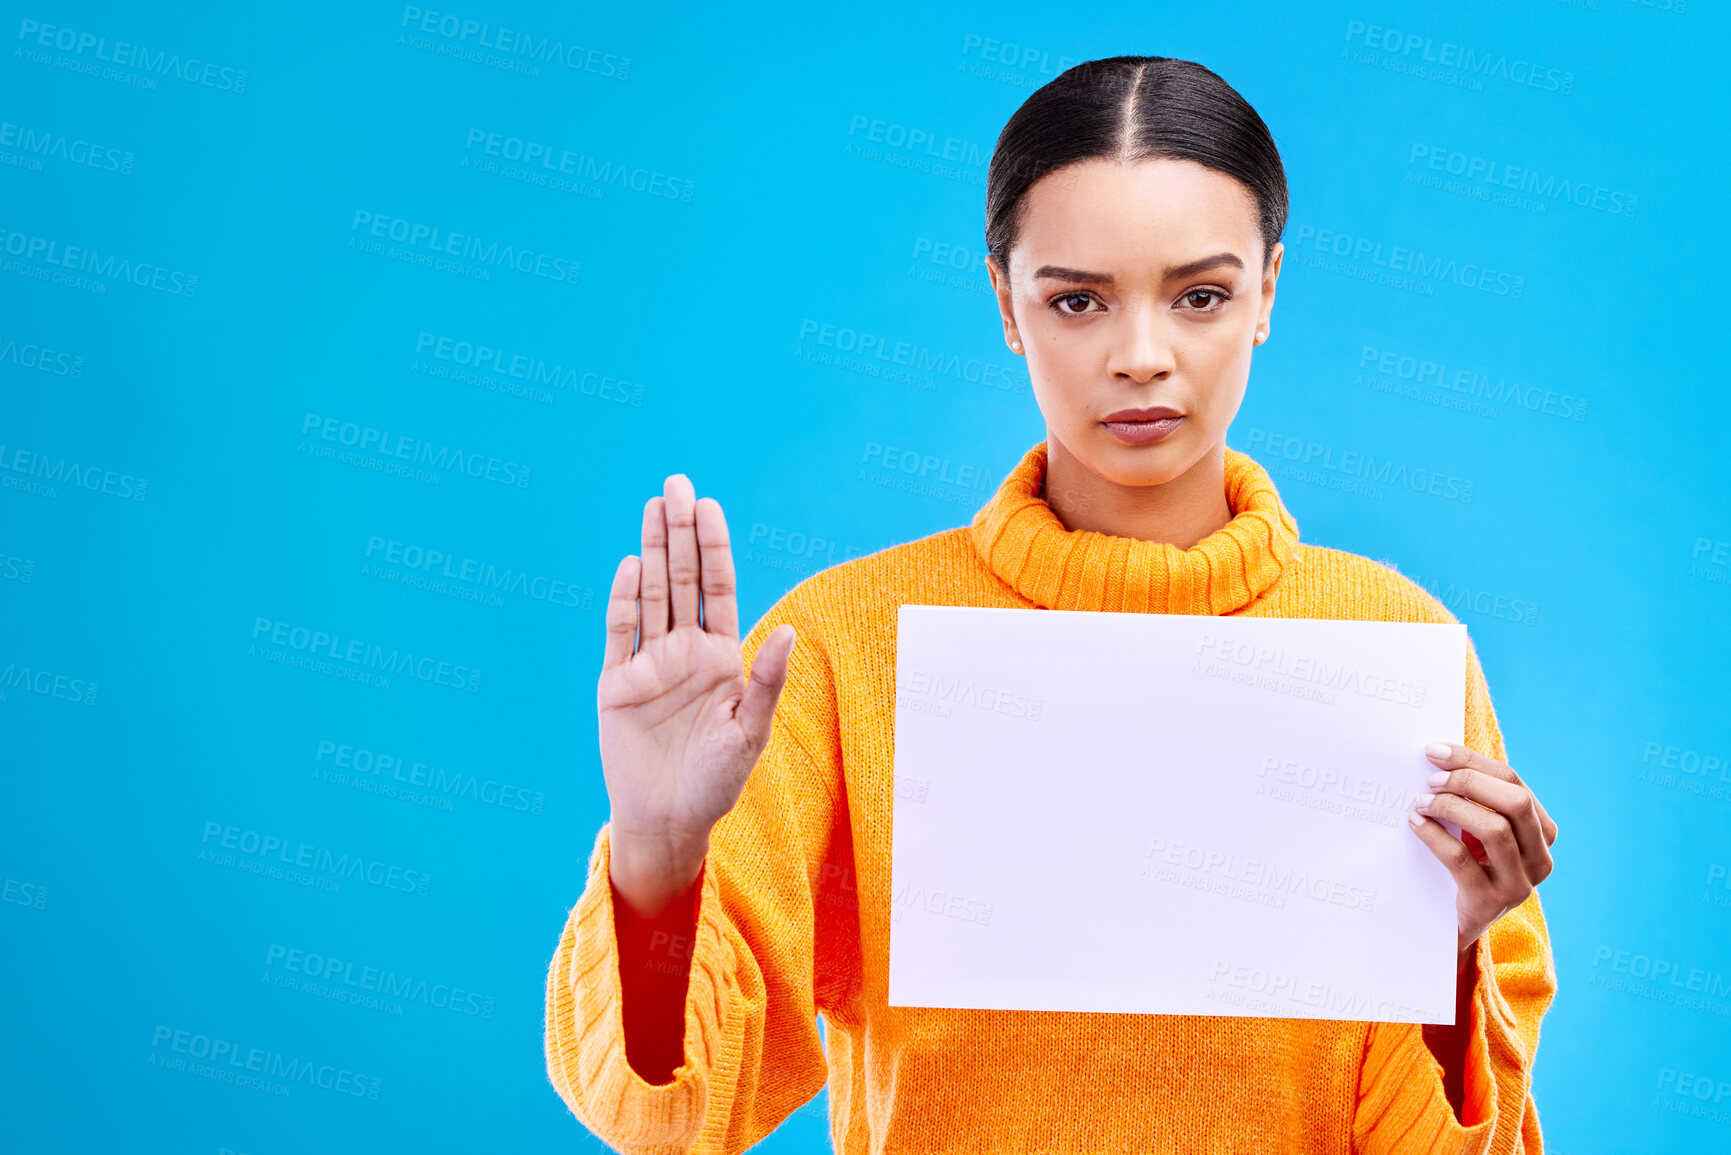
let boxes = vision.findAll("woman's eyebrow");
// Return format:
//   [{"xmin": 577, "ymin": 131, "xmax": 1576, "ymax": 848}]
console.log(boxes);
[
  {"xmin": 1031, "ymin": 252, "xmax": 1245, "ymax": 285},
  {"xmin": 1032, "ymin": 265, "xmax": 1113, "ymax": 284},
  {"xmin": 1165, "ymin": 252, "xmax": 1244, "ymax": 278}
]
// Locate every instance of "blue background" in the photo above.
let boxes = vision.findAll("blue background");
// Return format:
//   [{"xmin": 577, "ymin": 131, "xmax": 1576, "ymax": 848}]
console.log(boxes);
[{"xmin": 3, "ymin": 1, "xmax": 1728, "ymax": 1152}]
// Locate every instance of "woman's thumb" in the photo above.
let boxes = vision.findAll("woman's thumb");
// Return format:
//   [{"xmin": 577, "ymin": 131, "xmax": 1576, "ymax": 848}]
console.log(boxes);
[{"xmin": 736, "ymin": 624, "xmax": 796, "ymax": 748}]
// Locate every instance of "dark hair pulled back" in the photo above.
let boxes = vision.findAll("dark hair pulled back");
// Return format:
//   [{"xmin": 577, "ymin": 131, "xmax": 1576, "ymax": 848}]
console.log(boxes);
[{"xmin": 984, "ymin": 56, "xmax": 1288, "ymax": 276}]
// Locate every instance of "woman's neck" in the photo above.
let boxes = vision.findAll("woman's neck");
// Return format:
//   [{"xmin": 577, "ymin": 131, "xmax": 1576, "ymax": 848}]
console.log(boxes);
[{"xmin": 1041, "ymin": 434, "xmax": 1234, "ymax": 550}]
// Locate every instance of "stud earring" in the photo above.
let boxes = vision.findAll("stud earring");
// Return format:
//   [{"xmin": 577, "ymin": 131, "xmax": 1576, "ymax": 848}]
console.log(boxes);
[{"xmin": 1011, "ymin": 340, "xmax": 1022, "ymax": 352}]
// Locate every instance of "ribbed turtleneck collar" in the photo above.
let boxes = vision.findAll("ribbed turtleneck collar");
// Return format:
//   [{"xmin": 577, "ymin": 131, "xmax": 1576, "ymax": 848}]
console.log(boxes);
[{"xmin": 969, "ymin": 441, "xmax": 1301, "ymax": 616}]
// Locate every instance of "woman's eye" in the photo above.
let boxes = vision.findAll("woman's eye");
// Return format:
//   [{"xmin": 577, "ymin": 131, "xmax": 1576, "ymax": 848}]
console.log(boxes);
[
  {"xmin": 1051, "ymin": 293, "xmax": 1097, "ymax": 315},
  {"xmin": 1182, "ymin": 289, "xmax": 1229, "ymax": 311}
]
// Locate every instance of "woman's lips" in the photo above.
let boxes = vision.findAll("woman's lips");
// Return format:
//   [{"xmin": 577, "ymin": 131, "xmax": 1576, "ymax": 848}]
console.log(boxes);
[{"xmin": 1101, "ymin": 414, "xmax": 1184, "ymax": 444}]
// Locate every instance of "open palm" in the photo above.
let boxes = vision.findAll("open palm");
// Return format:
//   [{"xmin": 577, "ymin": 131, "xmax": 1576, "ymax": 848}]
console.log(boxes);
[{"xmin": 598, "ymin": 475, "xmax": 796, "ymax": 867}]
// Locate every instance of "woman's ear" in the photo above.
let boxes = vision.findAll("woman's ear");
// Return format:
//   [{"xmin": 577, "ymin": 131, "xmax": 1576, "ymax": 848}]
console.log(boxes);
[
  {"xmin": 1254, "ymin": 241, "xmax": 1284, "ymax": 346},
  {"xmin": 985, "ymin": 255, "xmax": 1024, "ymax": 355}
]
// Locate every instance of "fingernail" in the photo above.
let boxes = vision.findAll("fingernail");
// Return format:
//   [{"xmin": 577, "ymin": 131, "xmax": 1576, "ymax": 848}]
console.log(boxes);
[
  {"xmin": 1425, "ymin": 742, "xmax": 1452, "ymax": 761},
  {"xmin": 1426, "ymin": 771, "xmax": 1450, "ymax": 788},
  {"xmin": 1407, "ymin": 811, "xmax": 1425, "ymax": 827},
  {"xmin": 1413, "ymin": 793, "xmax": 1435, "ymax": 808}
]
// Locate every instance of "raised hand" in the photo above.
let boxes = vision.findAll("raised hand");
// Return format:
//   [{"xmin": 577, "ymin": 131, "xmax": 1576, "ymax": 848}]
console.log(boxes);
[{"xmin": 599, "ymin": 474, "xmax": 796, "ymax": 916}]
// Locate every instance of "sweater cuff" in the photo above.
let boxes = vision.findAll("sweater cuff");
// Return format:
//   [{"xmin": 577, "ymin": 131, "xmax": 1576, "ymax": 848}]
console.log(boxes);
[
  {"xmin": 1355, "ymin": 934, "xmax": 1532, "ymax": 1155},
  {"xmin": 544, "ymin": 826, "xmax": 746, "ymax": 1152},
  {"xmin": 1460, "ymin": 929, "xmax": 1530, "ymax": 1120},
  {"xmin": 1429, "ymin": 933, "xmax": 1529, "ymax": 1154}
]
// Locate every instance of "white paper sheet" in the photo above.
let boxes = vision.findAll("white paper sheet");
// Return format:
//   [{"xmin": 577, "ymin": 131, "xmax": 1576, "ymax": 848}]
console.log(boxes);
[{"xmin": 889, "ymin": 604, "xmax": 1467, "ymax": 1024}]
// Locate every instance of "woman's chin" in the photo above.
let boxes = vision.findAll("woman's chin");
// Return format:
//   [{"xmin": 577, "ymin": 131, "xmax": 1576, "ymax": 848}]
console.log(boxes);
[{"xmin": 1078, "ymin": 429, "xmax": 1200, "ymax": 487}]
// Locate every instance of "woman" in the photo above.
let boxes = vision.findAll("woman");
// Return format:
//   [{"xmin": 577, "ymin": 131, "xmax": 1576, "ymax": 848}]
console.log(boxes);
[{"xmin": 545, "ymin": 56, "xmax": 1558, "ymax": 1154}]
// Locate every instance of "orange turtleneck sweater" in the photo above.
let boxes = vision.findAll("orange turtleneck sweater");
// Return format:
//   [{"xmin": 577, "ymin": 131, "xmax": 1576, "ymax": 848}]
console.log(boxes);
[{"xmin": 543, "ymin": 442, "xmax": 1556, "ymax": 1154}]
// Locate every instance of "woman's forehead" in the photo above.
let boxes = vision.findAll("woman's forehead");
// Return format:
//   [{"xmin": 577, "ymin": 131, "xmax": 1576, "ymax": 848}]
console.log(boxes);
[{"xmin": 1015, "ymin": 158, "xmax": 1263, "ymax": 273}]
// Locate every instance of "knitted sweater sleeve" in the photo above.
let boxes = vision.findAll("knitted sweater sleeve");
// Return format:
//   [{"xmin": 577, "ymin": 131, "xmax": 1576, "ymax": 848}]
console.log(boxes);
[
  {"xmin": 1353, "ymin": 639, "xmax": 1558, "ymax": 1155},
  {"xmin": 543, "ymin": 597, "xmax": 856, "ymax": 1154}
]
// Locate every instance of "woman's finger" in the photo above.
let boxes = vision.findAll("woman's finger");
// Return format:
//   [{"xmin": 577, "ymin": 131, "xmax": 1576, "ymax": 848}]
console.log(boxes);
[
  {"xmin": 603, "ymin": 555, "xmax": 642, "ymax": 668},
  {"xmin": 736, "ymin": 625, "xmax": 796, "ymax": 753},
  {"xmin": 1502, "ymin": 774, "xmax": 1557, "ymax": 849},
  {"xmin": 1413, "ymin": 791, "xmax": 1526, "ymax": 888},
  {"xmin": 1423, "ymin": 762, "xmax": 1546, "ymax": 868},
  {"xmin": 639, "ymin": 496, "xmax": 670, "ymax": 640},
  {"xmin": 1425, "ymin": 742, "xmax": 1515, "ymax": 784},
  {"xmin": 694, "ymin": 497, "xmax": 739, "ymax": 639},
  {"xmin": 1426, "ymin": 744, "xmax": 1564, "ymax": 862},
  {"xmin": 664, "ymin": 474, "xmax": 702, "ymax": 628},
  {"xmin": 1424, "ymin": 761, "xmax": 1528, "ymax": 819},
  {"xmin": 1408, "ymin": 813, "xmax": 1496, "ymax": 910}
]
